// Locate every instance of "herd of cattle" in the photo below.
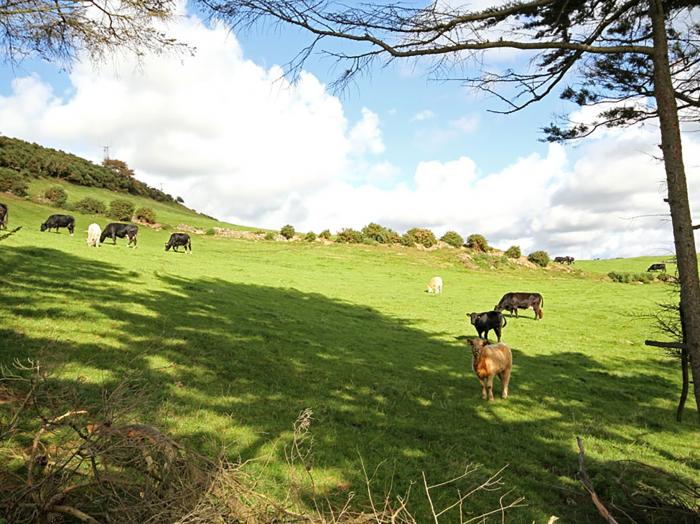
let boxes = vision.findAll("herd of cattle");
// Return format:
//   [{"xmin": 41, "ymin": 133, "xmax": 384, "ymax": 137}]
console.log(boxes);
[{"xmin": 0, "ymin": 203, "xmax": 192, "ymax": 252}]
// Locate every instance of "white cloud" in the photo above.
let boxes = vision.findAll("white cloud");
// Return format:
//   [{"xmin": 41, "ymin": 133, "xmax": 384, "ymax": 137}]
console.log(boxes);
[{"xmin": 412, "ymin": 109, "xmax": 435, "ymax": 121}]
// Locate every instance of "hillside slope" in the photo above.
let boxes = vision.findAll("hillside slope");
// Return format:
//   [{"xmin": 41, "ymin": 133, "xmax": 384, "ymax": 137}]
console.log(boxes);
[{"xmin": 1, "ymin": 190, "xmax": 697, "ymax": 523}]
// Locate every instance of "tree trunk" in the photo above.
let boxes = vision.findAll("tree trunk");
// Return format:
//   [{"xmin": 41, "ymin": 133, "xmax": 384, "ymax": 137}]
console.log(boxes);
[{"xmin": 649, "ymin": 0, "xmax": 700, "ymax": 423}]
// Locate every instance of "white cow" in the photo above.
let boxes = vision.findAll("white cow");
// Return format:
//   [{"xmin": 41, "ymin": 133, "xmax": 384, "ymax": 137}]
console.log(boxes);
[
  {"xmin": 87, "ymin": 223, "xmax": 101, "ymax": 247},
  {"xmin": 426, "ymin": 276, "xmax": 443, "ymax": 294}
]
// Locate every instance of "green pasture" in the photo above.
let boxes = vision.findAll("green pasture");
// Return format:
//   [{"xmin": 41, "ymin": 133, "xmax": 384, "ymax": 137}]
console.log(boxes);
[
  {"xmin": 576, "ymin": 255, "xmax": 677, "ymax": 275},
  {"xmin": 1, "ymin": 191, "xmax": 698, "ymax": 522}
]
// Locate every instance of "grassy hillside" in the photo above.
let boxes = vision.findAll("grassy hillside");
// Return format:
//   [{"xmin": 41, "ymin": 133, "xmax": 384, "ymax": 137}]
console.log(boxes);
[
  {"xmin": 576, "ymin": 255, "xmax": 678, "ymax": 275},
  {"xmin": 26, "ymin": 177, "xmax": 257, "ymax": 231},
  {"xmin": 1, "ymin": 189, "xmax": 698, "ymax": 522}
]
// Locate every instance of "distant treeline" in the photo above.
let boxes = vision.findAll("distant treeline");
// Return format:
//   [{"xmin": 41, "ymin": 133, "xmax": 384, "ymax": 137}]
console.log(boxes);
[{"xmin": 0, "ymin": 136, "xmax": 177, "ymax": 203}]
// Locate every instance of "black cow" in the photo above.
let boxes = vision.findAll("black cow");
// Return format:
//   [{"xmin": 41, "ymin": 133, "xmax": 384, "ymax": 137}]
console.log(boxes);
[
  {"xmin": 0, "ymin": 203, "xmax": 7, "ymax": 230},
  {"xmin": 495, "ymin": 292, "xmax": 544, "ymax": 320},
  {"xmin": 40, "ymin": 214, "xmax": 75, "ymax": 235},
  {"xmin": 165, "ymin": 233, "xmax": 191, "ymax": 253},
  {"xmin": 554, "ymin": 256, "xmax": 575, "ymax": 264},
  {"xmin": 468, "ymin": 311, "xmax": 507, "ymax": 342},
  {"xmin": 100, "ymin": 223, "xmax": 138, "ymax": 247},
  {"xmin": 647, "ymin": 263, "xmax": 666, "ymax": 272}
]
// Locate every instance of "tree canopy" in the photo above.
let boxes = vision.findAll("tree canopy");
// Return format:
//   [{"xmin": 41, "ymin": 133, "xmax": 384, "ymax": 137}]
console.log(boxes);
[{"xmin": 0, "ymin": 0, "xmax": 184, "ymax": 65}]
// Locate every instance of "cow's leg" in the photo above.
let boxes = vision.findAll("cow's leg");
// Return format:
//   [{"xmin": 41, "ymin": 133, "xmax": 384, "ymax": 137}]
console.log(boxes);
[
  {"xmin": 479, "ymin": 379, "xmax": 487, "ymax": 400},
  {"xmin": 484, "ymin": 328, "xmax": 491, "ymax": 341},
  {"xmin": 486, "ymin": 375, "xmax": 495, "ymax": 400},
  {"xmin": 495, "ymin": 326, "xmax": 501, "ymax": 342},
  {"xmin": 501, "ymin": 368, "xmax": 511, "ymax": 399}
]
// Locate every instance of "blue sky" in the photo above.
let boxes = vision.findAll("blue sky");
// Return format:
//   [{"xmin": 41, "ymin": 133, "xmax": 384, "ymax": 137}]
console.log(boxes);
[{"xmin": 0, "ymin": 4, "xmax": 698, "ymax": 258}]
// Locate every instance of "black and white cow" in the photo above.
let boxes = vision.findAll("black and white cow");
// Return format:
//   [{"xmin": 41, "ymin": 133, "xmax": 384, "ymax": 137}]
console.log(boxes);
[{"xmin": 100, "ymin": 223, "xmax": 138, "ymax": 247}]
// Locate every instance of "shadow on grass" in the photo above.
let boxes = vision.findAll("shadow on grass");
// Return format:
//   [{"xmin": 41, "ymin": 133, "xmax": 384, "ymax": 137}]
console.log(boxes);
[{"xmin": 0, "ymin": 246, "xmax": 696, "ymax": 522}]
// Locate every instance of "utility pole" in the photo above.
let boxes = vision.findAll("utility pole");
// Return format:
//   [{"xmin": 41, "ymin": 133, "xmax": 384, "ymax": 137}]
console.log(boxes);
[{"xmin": 103, "ymin": 146, "xmax": 110, "ymax": 161}]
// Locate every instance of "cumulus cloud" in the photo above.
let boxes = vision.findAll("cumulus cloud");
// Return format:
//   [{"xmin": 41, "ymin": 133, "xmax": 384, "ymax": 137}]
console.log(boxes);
[
  {"xmin": 412, "ymin": 109, "xmax": 435, "ymax": 121},
  {"xmin": 1, "ymin": 10, "xmax": 699, "ymax": 259}
]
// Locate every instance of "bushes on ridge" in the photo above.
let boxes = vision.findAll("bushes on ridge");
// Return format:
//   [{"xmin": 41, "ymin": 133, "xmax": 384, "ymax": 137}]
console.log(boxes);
[
  {"xmin": 74, "ymin": 197, "xmax": 107, "ymax": 215},
  {"xmin": 402, "ymin": 228, "xmax": 437, "ymax": 248},
  {"xmin": 319, "ymin": 229, "xmax": 332, "ymax": 240},
  {"xmin": 135, "ymin": 207, "xmax": 156, "ymax": 224},
  {"xmin": 336, "ymin": 228, "xmax": 363, "ymax": 243},
  {"xmin": 440, "ymin": 231, "xmax": 464, "ymax": 248},
  {"xmin": 280, "ymin": 224, "xmax": 296, "ymax": 240},
  {"xmin": 528, "ymin": 250, "xmax": 550, "ymax": 267},
  {"xmin": 466, "ymin": 234, "xmax": 489, "ymax": 252},
  {"xmin": 109, "ymin": 199, "xmax": 135, "ymax": 221},
  {"xmin": 505, "ymin": 245, "xmax": 521, "ymax": 259},
  {"xmin": 0, "ymin": 167, "xmax": 29, "ymax": 196},
  {"xmin": 45, "ymin": 186, "xmax": 68, "ymax": 207},
  {"xmin": 361, "ymin": 223, "xmax": 400, "ymax": 244}
]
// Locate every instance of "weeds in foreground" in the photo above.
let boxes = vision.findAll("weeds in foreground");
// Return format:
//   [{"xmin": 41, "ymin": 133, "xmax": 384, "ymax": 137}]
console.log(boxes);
[{"xmin": 0, "ymin": 360, "xmax": 526, "ymax": 523}]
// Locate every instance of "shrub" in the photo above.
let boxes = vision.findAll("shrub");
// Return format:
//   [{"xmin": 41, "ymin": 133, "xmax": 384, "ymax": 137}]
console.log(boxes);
[
  {"xmin": 0, "ymin": 167, "xmax": 28, "ymax": 196},
  {"xmin": 402, "ymin": 227, "xmax": 437, "ymax": 248},
  {"xmin": 319, "ymin": 229, "xmax": 332, "ymax": 240},
  {"xmin": 280, "ymin": 224, "xmax": 295, "ymax": 240},
  {"xmin": 305, "ymin": 231, "xmax": 317, "ymax": 242},
  {"xmin": 74, "ymin": 197, "xmax": 106, "ymax": 215},
  {"xmin": 264, "ymin": 232, "xmax": 276, "ymax": 241},
  {"xmin": 440, "ymin": 231, "xmax": 464, "ymax": 248},
  {"xmin": 44, "ymin": 185, "xmax": 68, "ymax": 207},
  {"xmin": 108, "ymin": 199, "xmax": 135, "ymax": 221},
  {"xmin": 361, "ymin": 223, "xmax": 400, "ymax": 244},
  {"xmin": 135, "ymin": 207, "xmax": 156, "ymax": 224},
  {"xmin": 528, "ymin": 250, "xmax": 550, "ymax": 267},
  {"xmin": 466, "ymin": 234, "xmax": 489, "ymax": 252},
  {"xmin": 505, "ymin": 245, "xmax": 521, "ymax": 259},
  {"xmin": 608, "ymin": 271, "xmax": 656, "ymax": 283},
  {"xmin": 176, "ymin": 196, "xmax": 185, "ymax": 203},
  {"xmin": 205, "ymin": 228, "xmax": 216, "ymax": 236},
  {"xmin": 336, "ymin": 228, "xmax": 364, "ymax": 243}
]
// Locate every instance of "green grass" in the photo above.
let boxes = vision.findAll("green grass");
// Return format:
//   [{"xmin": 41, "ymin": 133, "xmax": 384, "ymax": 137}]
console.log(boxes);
[
  {"xmin": 1, "ymin": 190, "xmax": 698, "ymax": 522},
  {"xmin": 576, "ymin": 255, "xmax": 677, "ymax": 275},
  {"xmin": 28, "ymin": 177, "xmax": 260, "ymax": 231}
]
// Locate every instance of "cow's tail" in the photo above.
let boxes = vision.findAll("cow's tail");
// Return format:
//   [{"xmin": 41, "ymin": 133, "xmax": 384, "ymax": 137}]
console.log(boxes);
[{"xmin": 501, "ymin": 314, "xmax": 507, "ymax": 328}]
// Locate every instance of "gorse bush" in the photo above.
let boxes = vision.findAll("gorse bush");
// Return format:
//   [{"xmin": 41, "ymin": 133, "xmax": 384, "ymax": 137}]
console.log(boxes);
[
  {"xmin": 73, "ymin": 197, "xmax": 107, "ymax": 215},
  {"xmin": 205, "ymin": 228, "xmax": 216, "ymax": 236},
  {"xmin": 466, "ymin": 234, "xmax": 489, "ymax": 252},
  {"xmin": 440, "ymin": 231, "xmax": 464, "ymax": 248},
  {"xmin": 44, "ymin": 186, "xmax": 68, "ymax": 207},
  {"xmin": 135, "ymin": 207, "xmax": 156, "ymax": 224},
  {"xmin": 0, "ymin": 167, "xmax": 29, "ymax": 196},
  {"xmin": 361, "ymin": 223, "xmax": 400, "ymax": 244},
  {"xmin": 264, "ymin": 232, "xmax": 276, "ymax": 241},
  {"xmin": 505, "ymin": 245, "xmax": 521, "ymax": 259},
  {"xmin": 402, "ymin": 228, "xmax": 437, "ymax": 248},
  {"xmin": 305, "ymin": 231, "xmax": 317, "ymax": 242},
  {"xmin": 608, "ymin": 271, "xmax": 656, "ymax": 283},
  {"xmin": 528, "ymin": 250, "xmax": 550, "ymax": 267},
  {"xmin": 319, "ymin": 229, "xmax": 332, "ymax": 240},
  {"xmin": 336, "ymin": 228, "xmax": 363, "ymax": 243},
  {"xmin": 280, "ymin": 224, "xmax": 295, "ymax": 240},
  {"xmin": 108, "ymin": 199, "xmax": 135, "ymax": 221}
]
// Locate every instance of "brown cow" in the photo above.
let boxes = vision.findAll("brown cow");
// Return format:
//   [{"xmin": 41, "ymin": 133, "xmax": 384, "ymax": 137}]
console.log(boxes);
[{"xmin": 469, "ymin": 338, "xmax": 512, "ymax": 400}]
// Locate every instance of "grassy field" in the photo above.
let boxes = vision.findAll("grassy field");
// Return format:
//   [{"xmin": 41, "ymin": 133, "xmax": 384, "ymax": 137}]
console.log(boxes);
[{"xmin": 1, "ymin": 189, "xmax": 698, "ymax": 522}]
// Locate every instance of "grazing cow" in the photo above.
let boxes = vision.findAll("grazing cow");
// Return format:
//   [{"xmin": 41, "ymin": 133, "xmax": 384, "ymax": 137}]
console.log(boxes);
[
  {"xmin": 100, "ymin": 223, "xmax": 138, "ymax": 247},
  {"xmin": 86, "ymin": 223, "xmax": 101, "ymax": 247},
  {"xmin": 0, "ymin": 203, "xmax": 7, "ymax": 230},
  {"xmin": 647, "ymin": 263, "xmax": 666, "ymax": 272},
  {"xmin": 468, "ymin": 311, "xmax": 507, "ymax": 342},
  {"xmin": 426, "ymin": 276, "xmax": 443, "ymax": 294},
  {"xmin": 495, "ymin": 292, "xmax": 544, "ymax": 320},
  {"xmin": 469, "ymin": 338, "xmax": 512, "ymax": 400},
  {"xmin": 40, "ymin": 214, "xmax": 75, "ymax": 235},
  {"xmin": 554, "ymin": 256, "xmax": 575, "ymax": 264},
  {"xmin": 165, "ymin": 233, "xmax": 191, "ymax": 253}
]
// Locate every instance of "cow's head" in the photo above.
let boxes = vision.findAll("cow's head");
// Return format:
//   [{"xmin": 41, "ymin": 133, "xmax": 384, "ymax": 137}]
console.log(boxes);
[
  {"xmin": 468, "ymin": 312, "xmax": 478, "ymax": 325},
  {"xmin": 40, "ymin": 222, "xmax": 48, "ymax": 232}
]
